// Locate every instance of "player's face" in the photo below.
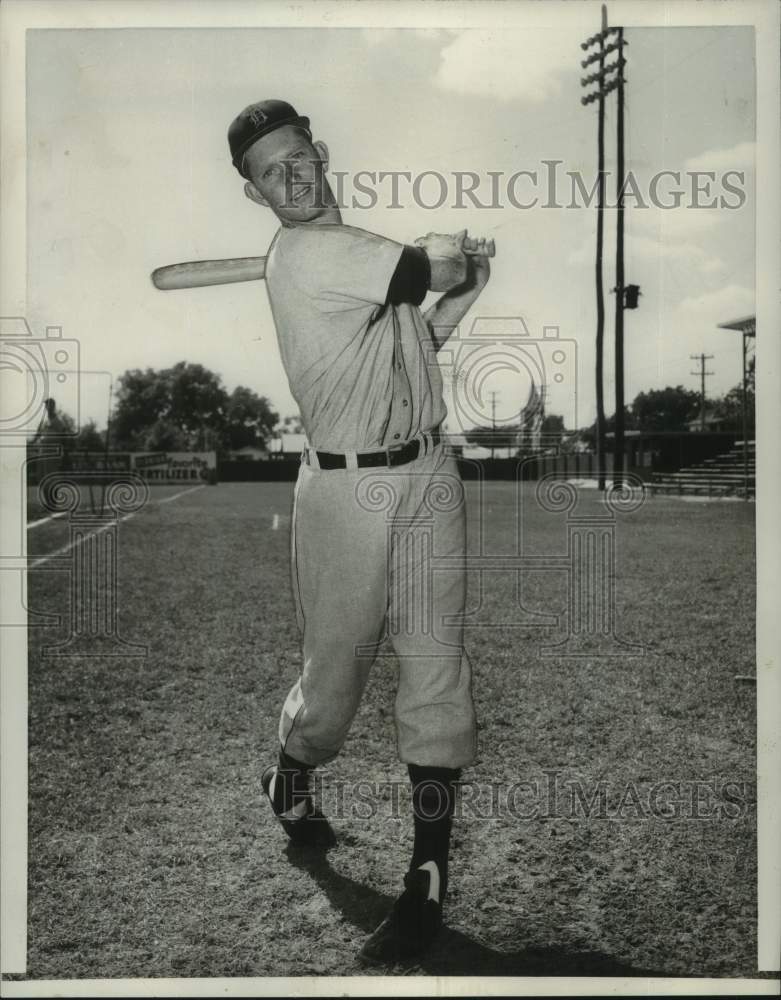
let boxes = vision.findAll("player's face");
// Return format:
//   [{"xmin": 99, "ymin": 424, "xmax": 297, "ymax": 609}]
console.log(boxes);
[{"xmin": 243, "ymin": 126, "xmax": 331, "ymax": 224}]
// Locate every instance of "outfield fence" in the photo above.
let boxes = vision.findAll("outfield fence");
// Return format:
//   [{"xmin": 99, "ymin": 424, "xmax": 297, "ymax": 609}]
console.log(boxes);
[{"xmin": 27, "ymin": 433, "xmax": 740, "ymax": 486}]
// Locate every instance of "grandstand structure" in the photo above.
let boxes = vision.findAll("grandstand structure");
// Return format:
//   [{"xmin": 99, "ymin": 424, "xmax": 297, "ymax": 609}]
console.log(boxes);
[
  {"xmin": 650, "ymin": 439, "xmax": 755, "ymax": 498},
  {"xmin": 646, "ymin": 314, "xmax": 756, "ymax": 499}
]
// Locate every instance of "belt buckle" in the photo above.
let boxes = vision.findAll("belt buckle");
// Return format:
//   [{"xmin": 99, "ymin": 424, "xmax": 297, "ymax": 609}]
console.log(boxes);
[{"xmin": 387, "ymin": 440, "xmax": 407, "ymax": 467}]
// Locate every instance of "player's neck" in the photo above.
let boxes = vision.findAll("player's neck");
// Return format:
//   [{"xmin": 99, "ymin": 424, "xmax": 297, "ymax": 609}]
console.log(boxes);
[
  {"xmin": 310, "ymin": 205, "xmax": 343, "ymax": 225},
  {"xmin": 280, "ymin": 205, "xmax": 343, "ymax": 228}
]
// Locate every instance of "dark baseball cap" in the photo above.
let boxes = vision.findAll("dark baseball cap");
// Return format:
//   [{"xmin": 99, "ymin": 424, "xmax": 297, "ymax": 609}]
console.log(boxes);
[{"xmin": 228, "ymin": 99, "xmax": 311, "ymax": 177}]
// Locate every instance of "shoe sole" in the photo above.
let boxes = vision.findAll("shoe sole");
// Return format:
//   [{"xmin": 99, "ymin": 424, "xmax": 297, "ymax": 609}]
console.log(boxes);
[
  {"xmin": 356, "ymin": 929, "xmax": 442, "ymax": 967},
  {"xmin": 357, "ymin": 904, "xmax": 442, "ymax": 965}
]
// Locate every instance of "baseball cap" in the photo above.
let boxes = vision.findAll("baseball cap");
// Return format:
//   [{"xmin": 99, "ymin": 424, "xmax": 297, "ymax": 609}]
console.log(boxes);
[{"xmin": 228, "ymin": 99, "xmax": 311, "ymax": 177}]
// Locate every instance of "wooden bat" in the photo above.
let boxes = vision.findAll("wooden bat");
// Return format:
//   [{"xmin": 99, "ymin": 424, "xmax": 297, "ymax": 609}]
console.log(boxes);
[
  {"xmin": 150, "ymin": 239, "xmax": 495, "ymax": 291},
  {"xmin": 151, "ymin": 256, "xmax": 267, "ymax": 290}
]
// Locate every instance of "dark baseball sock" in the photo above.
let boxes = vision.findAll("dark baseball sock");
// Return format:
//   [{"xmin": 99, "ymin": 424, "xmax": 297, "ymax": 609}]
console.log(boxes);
[
  {"xmin": 408, "ymin": 764, "xmax": 461, "ymax": 902},
  {"xmin": 272, "ymin": 747, "xmax": 314, "ymax": 815}
]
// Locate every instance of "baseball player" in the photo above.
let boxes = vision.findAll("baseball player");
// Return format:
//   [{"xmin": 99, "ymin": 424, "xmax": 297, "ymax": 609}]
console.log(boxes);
[{"xmin": 227, "ymin": 99, "xmax": 493, "ymax": 964}]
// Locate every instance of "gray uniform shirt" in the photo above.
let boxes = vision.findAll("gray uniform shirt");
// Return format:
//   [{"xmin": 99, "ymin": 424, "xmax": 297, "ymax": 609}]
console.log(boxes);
[{"xmin": 265, "ymin": 223, "xmax": 447, "ymax": 452}]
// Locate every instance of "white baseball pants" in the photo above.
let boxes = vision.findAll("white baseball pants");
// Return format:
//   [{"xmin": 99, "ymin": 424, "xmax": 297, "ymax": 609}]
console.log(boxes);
[{"xmin": 278, "ymin": 442, "xmax": 477, "ymax": 769}]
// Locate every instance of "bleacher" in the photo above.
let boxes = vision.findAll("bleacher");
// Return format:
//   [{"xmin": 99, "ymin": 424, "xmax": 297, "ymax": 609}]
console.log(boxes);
[{"xmin": 650, "ymin": 440, "xmax": 755, "ymax": 498}]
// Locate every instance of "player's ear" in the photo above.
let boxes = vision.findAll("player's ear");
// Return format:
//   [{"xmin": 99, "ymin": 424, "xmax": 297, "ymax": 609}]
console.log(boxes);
[
  {"xmin": 312, "ymin": 140, "xmax": 329, "ymax": 170},
  {"xmin": 244, "ymin": 181, "xmax": 269, "ymax": 208}
]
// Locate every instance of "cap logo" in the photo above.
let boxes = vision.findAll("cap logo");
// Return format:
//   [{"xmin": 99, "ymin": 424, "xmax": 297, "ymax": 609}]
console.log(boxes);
[{"xmin": 248, "ymin": 106, "xmax": 268, "ymax": 127}]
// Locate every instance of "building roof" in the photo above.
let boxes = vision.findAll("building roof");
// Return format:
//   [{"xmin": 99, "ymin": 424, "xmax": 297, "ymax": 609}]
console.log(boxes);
[{"xmin": 717, "ymin": 315, "xmax": 755, "ymax": 336}]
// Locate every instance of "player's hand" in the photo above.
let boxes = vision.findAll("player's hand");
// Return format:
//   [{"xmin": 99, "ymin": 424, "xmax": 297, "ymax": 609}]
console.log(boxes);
[
  {"xmin": 461, "ymin": 234, "xmax": 495, "ymax": 257},
  {"xmin": 461, "ymin": 233, "xmax": 494, "ymax": 289},
  {"xmin": 414, "ymin": 230, "xmax": 494, "ymax": 293}
]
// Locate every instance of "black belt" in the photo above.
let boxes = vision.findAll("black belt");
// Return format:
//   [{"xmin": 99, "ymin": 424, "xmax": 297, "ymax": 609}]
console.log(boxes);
[{"xmin": 307, "ymin": 428, "xmax": 441, "ymax": 470}]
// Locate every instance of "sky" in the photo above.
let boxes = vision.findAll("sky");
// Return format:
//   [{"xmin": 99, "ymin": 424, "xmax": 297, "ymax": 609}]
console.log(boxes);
[{"xmin": 25, "ymin": 22, "xmax": 755, "ymax": 434}]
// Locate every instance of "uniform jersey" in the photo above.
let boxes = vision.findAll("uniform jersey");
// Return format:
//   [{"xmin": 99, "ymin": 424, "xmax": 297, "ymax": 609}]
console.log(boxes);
[{"xmin": 264, "ymin": 223, "xmax": 447, "ymax": 452}]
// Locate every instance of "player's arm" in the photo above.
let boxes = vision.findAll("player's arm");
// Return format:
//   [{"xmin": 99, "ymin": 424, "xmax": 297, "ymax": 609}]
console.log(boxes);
[
  {"xmin": 420, "ymin": 240, "xmax": 492, "ymax": 351},
  {"xmin": 385, "ymin": 246, "xmax": 430, "ymax": 306},
  {"xmin": 309, "ymin": 227, "xmax": 489, "ymax": 323},
  {"xmin": 385, "ymin": 233, "xmax": 492, "ymax": 314}
]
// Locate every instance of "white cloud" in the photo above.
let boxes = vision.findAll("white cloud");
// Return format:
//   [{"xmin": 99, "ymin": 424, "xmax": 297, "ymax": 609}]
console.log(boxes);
[
  {"xmin": 684, "ymin": 141, "xmax": 755, "ymax": 173},
  {"xmin": 568, "ymin": 232, "xmax": 724, "ymax": 276},
  {"xmin": 676, "ymin": 283, "xmax": 754, "ymax": 323},
  {"xmin": 433, "ymin": 29, "xmax": 581, "ymax": 104},
  {"xmin": 698, "ymin": 257, "xmax": 727, "ymax": 276},
  {"xmin": 627, "ymin": 234, "xmax": 726, "ymax": 277},
  {"xmin": 631, "ymin": 206, "xmax": 723, "ymax": 239}
]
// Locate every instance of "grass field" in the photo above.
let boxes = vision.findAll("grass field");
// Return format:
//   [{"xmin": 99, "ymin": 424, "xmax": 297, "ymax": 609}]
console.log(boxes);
[{"xmin": 21, "ymin": 476, "xmax": 757, "ymax": 980}]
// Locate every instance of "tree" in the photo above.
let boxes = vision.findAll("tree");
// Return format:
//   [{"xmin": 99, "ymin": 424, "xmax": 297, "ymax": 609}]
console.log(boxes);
[
  {"xmin": 281, "ymin": 414, "xmax": 304, "ymax": 434},
  {"xmin": 713, "ymin": 356, "xmax": 755, "ymax": 433},
  {"xmin": 223, "ymin": 387, "xmax": 279, "ymax": 450},
  {"xmin": 74, "ymin": 419, "xmax": 105, "ymax": 452},
  {"xmin": 113, "ymin": 363, "xmax": 225, "ymax": 449},
  {"xmin": 44, "ymin": 407, "xmax": 77, "ymax": 440},
  {"xmin": 540, "ymin": 414, "xmax": 565, "ymax": 449},
  {"xmin": 630, "ymin": 386, "xmax": 700, "ymax": 431},
  {"xmin": 463, "ymin": 423, "xmax": 522, "ymax": 450},
  {"xmin": 462, "ymin": 414, "xmax": 568, "ymax": 454},
  {"xmin": 112, "ymin": 363, "xmax": 279, "ymax": 453},
  {"xmin": 112, "ymin": 368, "xmax": 174, "ymax": 449},
  {"xmin": 25, "ymin": 404, "xmax": 77, "ymax": 483},
  {"xmin": 143, "ymin": 418, "xmax": 190, "ymax": 452},
  {"xmin": 580, "ymin": 406, "xmax": 636, "ymax": 450},
  {"xmin": 167, "ymin": 362, "xmax": 228, "ymax": 447}
]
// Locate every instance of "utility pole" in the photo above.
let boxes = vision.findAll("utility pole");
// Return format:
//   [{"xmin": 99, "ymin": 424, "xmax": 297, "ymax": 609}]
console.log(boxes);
[
  {"xmin": 613, "ymin": 25, "xmax": 627, "ymax": 490},
  {"xmin": 690, "ymin": 353, "xmax": 714, "ymax": 431},
  {"xmin": 489, "ymin": 390, "xmax": 499, "ymax": 459},
  {"xmin": 580, "ymin": 5, "xmax": 626, "ymax": 491}
]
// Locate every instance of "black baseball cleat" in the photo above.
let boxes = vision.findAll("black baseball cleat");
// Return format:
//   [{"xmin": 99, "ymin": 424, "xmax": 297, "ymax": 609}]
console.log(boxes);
[
  {"xmin": 358, "ymin": 861, "xmax": 443, "ymax": 965},
  {"xmin": 261, "ymin": 764, "xmax": 336, "ymax": 849}
]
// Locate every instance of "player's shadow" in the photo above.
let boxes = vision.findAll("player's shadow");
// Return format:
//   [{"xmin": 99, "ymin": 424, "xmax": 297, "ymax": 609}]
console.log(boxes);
[{"xmin": 284, "ymin": 845, "xmax": 663, "ymax": 976}]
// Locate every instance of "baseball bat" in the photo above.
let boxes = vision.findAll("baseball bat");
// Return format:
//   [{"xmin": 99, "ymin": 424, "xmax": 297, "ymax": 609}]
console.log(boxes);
[
  {"xmin": 150, "ymin": 240, "xmax": 494, "ymax": 291},
  {"xmin": 151, "ymin": 256, "xmax": 267, "ymax": 290}
]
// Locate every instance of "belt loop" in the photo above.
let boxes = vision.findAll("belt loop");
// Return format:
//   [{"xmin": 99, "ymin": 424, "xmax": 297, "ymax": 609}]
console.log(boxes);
[
  {"xmin": 306, "ymin": 445, "xmax": 321, "ymax": 471},
  {"xmin": 345, "ymin": 450, "xmax": 359, "ymax": 471}
]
